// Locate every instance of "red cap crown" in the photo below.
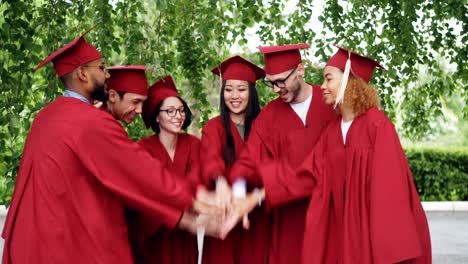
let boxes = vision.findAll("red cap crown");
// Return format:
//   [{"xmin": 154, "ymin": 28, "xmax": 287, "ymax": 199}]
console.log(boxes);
[
  {"xmin": 211, "ymin": 55, "xmax": 265, "ymax": 83},
  {"xmin": 35, "ymin": 27, "xmax": 102, "ymax": 77},
  {"xmin": 258, "ymin": 43, "xmax": 309, "ymax": 75},
  {"xmin": 142, "ymin": 75, "xmax": 180, "ymax": 128},
  {"xmin": 106, "ymin": 65, "xmax": 149, "ymax": 96},
  {"xmin": 326, "ymin": 45, "xmax": 385, "ymax": 83}
]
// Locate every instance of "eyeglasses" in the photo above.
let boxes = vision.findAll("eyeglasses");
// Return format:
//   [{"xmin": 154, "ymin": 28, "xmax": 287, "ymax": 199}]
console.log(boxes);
[
  {"xmin": 160, "ymin": 108, "xmax": 186, "ymax": 117},
  {"xmin": 263, "ymin": 67, "xmax": 297, "ymax": 88},
  {"xmin": 82, "ymin": 64, "xmax": 108, "ymax": 73}
]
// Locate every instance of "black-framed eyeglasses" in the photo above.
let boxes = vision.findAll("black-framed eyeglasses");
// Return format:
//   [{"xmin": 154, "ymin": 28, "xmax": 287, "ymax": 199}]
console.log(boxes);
[
  {"xmin": 160, "ymin": 108, "xmax": 186, "ymax": 117},
  {"xmin": 82, "ymin": 64, "xmax": 108, "ymax": 73},
  {"xmin": 263, "ymin": 67, "xmax": 297, "ymax": 88}
]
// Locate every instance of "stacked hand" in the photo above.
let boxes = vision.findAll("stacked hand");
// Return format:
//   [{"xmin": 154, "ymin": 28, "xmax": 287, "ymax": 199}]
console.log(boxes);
[{"xmin": 183, "ymin": 177, "xmax": 264, "ymax": 240}]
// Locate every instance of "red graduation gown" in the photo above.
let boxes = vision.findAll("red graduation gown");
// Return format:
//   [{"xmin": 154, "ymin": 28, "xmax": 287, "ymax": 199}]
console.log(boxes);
[
  {"xmin": 262, "ymin": 107, "xmax": 431, "ymax": 264},
  {"xmin": 229, "ymin": 85, "xmax": 336, "ymax": 264},
  {"xmin": 2, "ymin": 97, "xmax": 194, "ymax": 264},
  {"xmin": 136, "ymin": 133, "xmax": 201, "ymax": 264},
  {"xmin": 200, "ymin": 116, "xmax": 269, "ymax": 264}
]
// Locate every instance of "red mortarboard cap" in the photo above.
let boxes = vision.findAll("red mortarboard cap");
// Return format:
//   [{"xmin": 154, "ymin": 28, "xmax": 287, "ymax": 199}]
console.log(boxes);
[
  {"xmin": 211, "ymin": 55, "xmax": 265, "ymax": 83},
  {"xmin": 142, "ymin": 75, "xmax": 180, "ymax": 128},
  {"xmin": 35, "ymin": 27, "xmax": 102, "ymax": 77},
  {"xmin": 326, "ymin": 45, "xmax": 385, "ymax": 83},
  {"xmin": 106, "ymin": 65, "xmax": 149, "ymax": 96},
  {"xmin": 258, "ymin": 43, "xmax": 310, "ymax": 75}
]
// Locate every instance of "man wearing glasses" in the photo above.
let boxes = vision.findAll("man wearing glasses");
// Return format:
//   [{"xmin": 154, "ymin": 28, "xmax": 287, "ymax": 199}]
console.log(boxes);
[
  {"xmin": 227, "ymin": 44, "xmax": 336, "ymax": 264},
  {"xmin": 2, "ymin": 29, "xmax": 221, "ymax": 264}
]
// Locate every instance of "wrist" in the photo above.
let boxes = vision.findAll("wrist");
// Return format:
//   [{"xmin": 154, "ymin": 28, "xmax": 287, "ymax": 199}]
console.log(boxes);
[{"xmin": 232, "ymin": 178, "xmax": 247, "ymax": 198}]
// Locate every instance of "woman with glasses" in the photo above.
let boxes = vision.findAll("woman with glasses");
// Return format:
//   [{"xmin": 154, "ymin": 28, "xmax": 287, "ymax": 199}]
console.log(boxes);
[
  {"xmin": 199, "ymin": 56, "xmax": 268, "ymax": 264},
  {"xmin": 135, "ymin": 75, "xmax": 200, "ymax": 264}
]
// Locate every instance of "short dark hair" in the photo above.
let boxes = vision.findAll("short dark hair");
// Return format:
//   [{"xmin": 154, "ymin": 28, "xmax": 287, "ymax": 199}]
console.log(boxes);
[
  {"xmin": 59, "ymin": 72, "xmax": 73, "ymax": 86},
  {"xmin": 116, "ymin": 91, "xmax": 126, "ymax": 99},
  {"xmin": 150, "ymin": 96, "xmax": 193, "ymax": 134}
]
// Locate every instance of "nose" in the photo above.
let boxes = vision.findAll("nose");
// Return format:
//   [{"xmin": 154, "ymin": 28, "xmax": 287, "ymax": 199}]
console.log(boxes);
[
  {"xmin": 135, "ymin": 103, "xmax": 143, "ymax": 114},
  {"xmin": 273, "ymin": 84, "xmax": 281, "ymax": 93},
  {"xmin": 232, "ymin": 90, "xmax": 239, "ymax": 99},
  {"xmin": 105, "ymin": 70, "xmax": 111, "ymax": 79},
  {"xmin": 320, "ymin": 81, "xmax": 327, "ymax": 90}
]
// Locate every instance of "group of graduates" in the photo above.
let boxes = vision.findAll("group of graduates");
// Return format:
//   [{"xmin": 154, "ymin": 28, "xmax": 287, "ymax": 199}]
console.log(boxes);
[{"xmin": 2, "ymin": 26, "xmax": 432, "ymax": 264}]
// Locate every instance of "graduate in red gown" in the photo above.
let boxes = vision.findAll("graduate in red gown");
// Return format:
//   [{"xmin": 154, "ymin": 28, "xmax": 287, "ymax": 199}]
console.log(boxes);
[
  {"xmin": 200, "ymin": 55, "xmax": 268, "ymax": 264},
  {"xmin": 228, "ymin": 44, "xmax": 336, "ymax": 264},
  {"xmin": 136, "ymin": 75, "xmax": 201, "ymax": 264},
  {"xmin": 236, "ymin": 46, "xmax": 432, "ymax": 264},
  {"xmin": 103, "ymin": 65, "xmax": 151, "ymax": 263},
  {"xmin": 2, "ymin": 29, "xmax": 219, "ymax": 264}
]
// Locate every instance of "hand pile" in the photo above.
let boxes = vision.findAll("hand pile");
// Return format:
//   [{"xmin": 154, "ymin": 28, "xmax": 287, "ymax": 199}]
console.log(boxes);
[{"xmin": 180, "ymin": 177, "xmax": 263, "ymax": 240}]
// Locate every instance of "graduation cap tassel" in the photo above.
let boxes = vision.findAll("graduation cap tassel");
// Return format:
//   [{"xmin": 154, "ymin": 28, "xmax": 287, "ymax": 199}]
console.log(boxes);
[
  {"xmin": 197, "ymin": 225, "xmax": 205, "ymax": 264},
  {"xmin": 334, "ymin": 51, "xmax": 351, "ymax": 109},
  {"xmin": 218, "ymin": 65, "xmax": 223, "ymax": 91}
]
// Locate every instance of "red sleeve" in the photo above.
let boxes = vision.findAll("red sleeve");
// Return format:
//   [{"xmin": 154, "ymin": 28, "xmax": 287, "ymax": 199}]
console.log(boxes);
[
  {"xmin": 200, "ymin": 120, "xmax": 226, "ymax": 186},
  {"xmin": 186, "ymin": 136, "xmax": 202, "ymax": 186},
  {"xmin": 369, "ymin": 120, "xmax": 427, "ymax": 263},
  {"xmin": 260, "ymin": 132, "xmax": 325, "ymax": 208},
  {"xmin": 77, "ymin": 118, "xmax": 194, "ymax": 229}
]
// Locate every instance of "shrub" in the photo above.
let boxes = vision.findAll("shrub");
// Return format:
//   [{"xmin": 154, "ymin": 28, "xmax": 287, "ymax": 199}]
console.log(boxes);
[{"xmin": 406, "ymin": 147, "xmax": 468, "ymax": 201}]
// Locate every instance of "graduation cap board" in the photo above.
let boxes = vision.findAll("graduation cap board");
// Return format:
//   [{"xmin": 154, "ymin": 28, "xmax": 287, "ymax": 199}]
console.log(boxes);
[{"xmin": 35, "ymin": 27, "xmax": 102, "ymax": 77}]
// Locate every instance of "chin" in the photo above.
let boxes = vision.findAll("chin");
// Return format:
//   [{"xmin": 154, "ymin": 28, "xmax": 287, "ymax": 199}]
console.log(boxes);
[
  {"xmin": 228, "ymin": 108, "xmax": 243, "ymax": 115},
  {"xmin": 171, "ymin": 127, "xmax": 183, "ymax": 133}
]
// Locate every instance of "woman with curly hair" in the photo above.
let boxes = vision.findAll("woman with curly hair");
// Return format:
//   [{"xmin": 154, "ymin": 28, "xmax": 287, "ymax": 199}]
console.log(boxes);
[{"xmin": 232, "ymin": 46, "xmax": 432, "ymax": 264}]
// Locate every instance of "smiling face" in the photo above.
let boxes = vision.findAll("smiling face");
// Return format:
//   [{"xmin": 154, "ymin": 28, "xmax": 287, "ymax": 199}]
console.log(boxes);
[
  {"xmin": 223, "ymin": 79, "xmax": 250, "ymax": 117},
  {"xmin": 321, "ymin": 66, "xmax": 344, "ymax": 105},
  {"xmin": 265, "ymin": 66, "xmax": 304, "ymax": 103},
  {"xmin": 156, "ymin": 96, "xmax": 186, "ymax": 135},
  {"xmin": 108, "ymin": 91, "xmax": 147, "ymax": 124}
]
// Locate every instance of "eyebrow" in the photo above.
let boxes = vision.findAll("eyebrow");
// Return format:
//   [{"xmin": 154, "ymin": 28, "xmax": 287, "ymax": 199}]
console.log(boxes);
[
  {"xmin": 324, "ymin": 73, "xmax": 332, "ymax": 78},
  {"xmin": 163, "ymin": 105, "xmax": 184, "ymax": 108}
]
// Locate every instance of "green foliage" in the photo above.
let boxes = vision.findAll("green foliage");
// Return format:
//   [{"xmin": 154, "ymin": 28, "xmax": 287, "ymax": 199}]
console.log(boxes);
[
  {"xmin": 0, "ymin": 0, "xmax": 466, "ymax": 204},
  {"xmin": 407, "ymin": 147, "xmax": 468, "ymax": 201},
  {"xmin": 318, "ymin": 0, "xmax": 467, "ymax": 138}
]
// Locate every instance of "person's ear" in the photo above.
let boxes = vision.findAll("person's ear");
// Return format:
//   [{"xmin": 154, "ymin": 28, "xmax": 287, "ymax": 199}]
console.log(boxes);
[
  {"xmin": 76, "ymin": 66, "xmax": 89, "ymax": 82},
  {"xmin": 297, "ymin": 63, "xmax": 305, "ymax": 79},
  {"xmin": 107, "ymin": 89, "xmax": 118, "ymax": 103}
]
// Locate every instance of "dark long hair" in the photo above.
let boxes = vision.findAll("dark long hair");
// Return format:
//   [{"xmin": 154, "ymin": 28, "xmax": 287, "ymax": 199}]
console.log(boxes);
[
  {"xmin": 150, "ymin": 96, "xmax": 193, "ymax": 134},
  {"xmin": 220, "ymin": 80, "xmax": 261, "ymax": 167}
]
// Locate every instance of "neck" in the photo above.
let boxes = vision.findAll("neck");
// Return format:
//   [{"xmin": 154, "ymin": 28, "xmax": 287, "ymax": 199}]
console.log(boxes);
[
  {"xmin": 158, "ymin": 130, "xmax": 178, "ymax": 152},
  {"xmin": 229, "ymin": 112, "xmax": 245, "ymax": 125},
  {"xmin": 66, "ymin": 85, "xmax": 92, "ymax": 103},
  {"xmin": 338, "ymin": 104, "xmax": 356, "ymax": 122},
  {"xmin": 294, "ymin": 83, "xmax": 312, "ymax": 103}
]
